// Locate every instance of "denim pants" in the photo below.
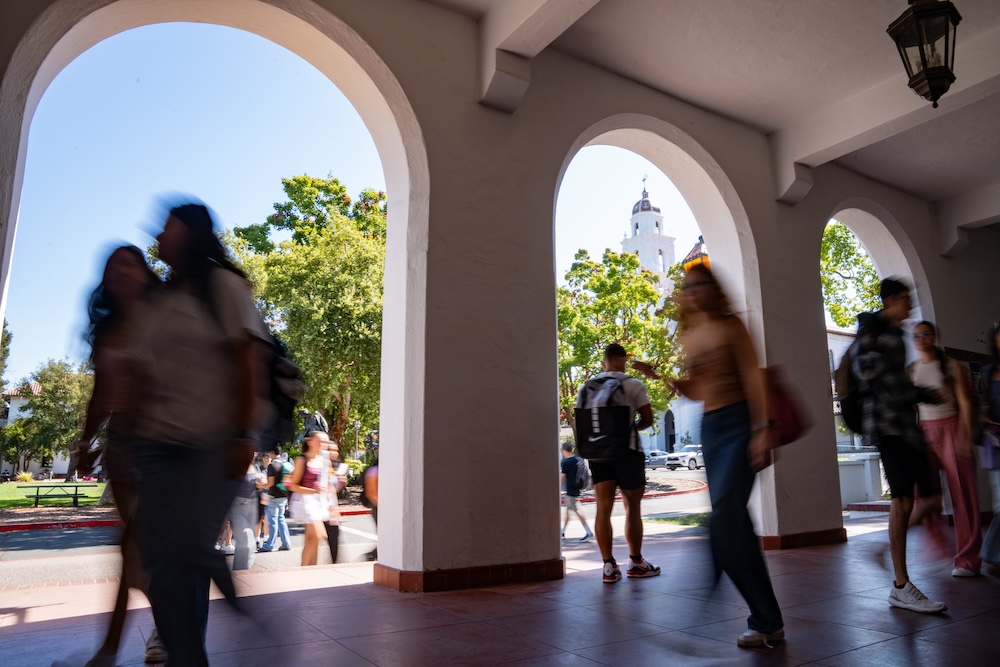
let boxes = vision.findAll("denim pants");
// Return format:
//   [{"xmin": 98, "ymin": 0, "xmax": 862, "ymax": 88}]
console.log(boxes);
[
  {"xmin": 701, "ymin": 402, "xmax": 783, "ymax": 633},
  {"xmin": 228, "ymin": 495, "xmax": 258, "ymax": 571},
  {"xmin": 134, "ymin": 442, "xmax": 240, "ymax": 667},
  {"xmin": 263, "ymin": 496, "xmax": 291, "ymax": 550}
]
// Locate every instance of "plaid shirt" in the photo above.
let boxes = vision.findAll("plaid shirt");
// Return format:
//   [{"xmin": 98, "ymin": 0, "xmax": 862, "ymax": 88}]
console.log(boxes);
[{"xmin": 851, "ymin": 312, "xmax": 935, "ymax": 450}]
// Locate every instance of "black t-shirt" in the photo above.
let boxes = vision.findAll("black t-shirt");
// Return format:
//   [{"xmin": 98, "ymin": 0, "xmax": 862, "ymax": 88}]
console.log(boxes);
[
  {"xmin": 268, "ymin": 460, "xmax": 289, "ymax": 498},
  {"xmin": 561, "ymin": 456, "xmax": 580, "ymax": 497}
]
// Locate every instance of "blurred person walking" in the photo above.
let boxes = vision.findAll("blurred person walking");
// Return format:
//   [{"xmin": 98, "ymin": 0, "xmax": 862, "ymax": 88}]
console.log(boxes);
[
  {"xmin": 363, "ymin": 458, "xmax": 379, "ymax": 561},
  {"xmin": 324, "ymin": 442, "xmax": 348, "ymax": 563},
  {"xmin": 669, "ymin": 264, "xmax": 783, "ymax": 647},
  {"xmin": 229, "ymin": 458, "xmax": 263, "ymax": 571},
  {"xmin": 979, "ymin": 323, "xmax": 1000, "ymax": 568},
  {"xmin": 75, "ymin": 245, "xmax": 166, "ymax": 666},
  {"xmin": 910, "ymin": 321, "xmax": 982, "ymax": 577},
  {"xmin": 131, "ymin": 202, "xmax": 273, "ymax": 666},
  {"xmin": 852, "ymin": 278, "xmax": 947, "ymax": 614},
  {"xmin": 288, "ymin": 430, "xmax": 333, "ymax": 566}
]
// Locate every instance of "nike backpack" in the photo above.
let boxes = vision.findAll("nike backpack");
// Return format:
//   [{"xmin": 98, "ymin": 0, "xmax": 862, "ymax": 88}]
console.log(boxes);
[{"xmin": 574, "ymin": 376, "xmax": 632, "ymax": 462}]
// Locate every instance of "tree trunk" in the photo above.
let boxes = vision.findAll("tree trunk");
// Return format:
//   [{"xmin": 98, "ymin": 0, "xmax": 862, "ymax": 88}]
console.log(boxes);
[
  {"xmin": 560, "ymin": 407, "xmax": 577, "ymax": 441},
  {"xmin": 331, "ymin": 378, "xmax": 353, "ymax": 447}
]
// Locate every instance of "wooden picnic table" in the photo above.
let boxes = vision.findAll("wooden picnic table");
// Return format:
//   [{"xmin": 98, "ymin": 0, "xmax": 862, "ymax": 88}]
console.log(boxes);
[{"xmin": 17, "ymin": 483, "xmax": 98, "ymax": 507}]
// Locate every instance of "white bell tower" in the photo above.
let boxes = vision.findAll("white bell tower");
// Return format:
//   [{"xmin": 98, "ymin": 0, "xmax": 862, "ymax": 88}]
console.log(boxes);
[{"xmin": 620, "ymin": 180, "xmax": 676, "ymax": 292}]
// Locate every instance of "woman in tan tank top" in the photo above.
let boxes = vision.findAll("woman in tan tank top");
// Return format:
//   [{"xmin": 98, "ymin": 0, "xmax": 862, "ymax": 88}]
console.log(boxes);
[{"xmin": 673, "ymin": 264, "xmax": 784, "ymax": 648}]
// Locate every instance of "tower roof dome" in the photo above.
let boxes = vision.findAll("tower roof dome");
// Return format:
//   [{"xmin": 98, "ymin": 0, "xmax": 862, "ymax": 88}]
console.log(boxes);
[{"xmin": 631, "ymin": 186, "xmax": 661, "ymax": 215}]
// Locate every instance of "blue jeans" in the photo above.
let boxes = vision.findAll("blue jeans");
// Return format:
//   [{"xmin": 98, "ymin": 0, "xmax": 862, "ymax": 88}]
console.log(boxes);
[
  {"xmin": 263, "ymin": 496, "xmax": 291, "ymax": 550},
  {"xmin": 701, "ymin": 402, "xmax": 783, "ymax": 633}
]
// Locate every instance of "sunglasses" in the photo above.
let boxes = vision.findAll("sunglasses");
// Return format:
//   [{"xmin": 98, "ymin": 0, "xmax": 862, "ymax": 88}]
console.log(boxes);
[{"xmin": 681, "ymin": 281, "xmax": 713, "ymax": 292}]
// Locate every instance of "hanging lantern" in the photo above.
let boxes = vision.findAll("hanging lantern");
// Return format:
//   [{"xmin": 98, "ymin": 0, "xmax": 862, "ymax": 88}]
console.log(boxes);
[{"xmin": 887, "ymin": 0, "xmax": 962, "ymax": 108}]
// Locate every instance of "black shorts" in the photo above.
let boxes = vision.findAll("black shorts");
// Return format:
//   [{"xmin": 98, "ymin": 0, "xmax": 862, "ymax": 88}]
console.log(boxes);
[
  {"xmin": 589, "ymin": 449, "xmax": 646, "ymax": 491},
  {"xmin": 877, "ymin": 436, "xmax": 937, "ymax": 499}
]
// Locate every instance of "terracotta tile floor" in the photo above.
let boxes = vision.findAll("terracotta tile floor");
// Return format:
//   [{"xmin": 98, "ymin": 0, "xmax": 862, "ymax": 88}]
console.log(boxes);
[{"xmin": 1, "ymin": 518, "xmax": 998, "ymax": 666}]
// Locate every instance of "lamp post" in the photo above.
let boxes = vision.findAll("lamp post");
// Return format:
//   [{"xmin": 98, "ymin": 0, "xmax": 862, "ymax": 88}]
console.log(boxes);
[{"xmin": 887, "ymin": 0, "xmax": 962, "ymax": 108}]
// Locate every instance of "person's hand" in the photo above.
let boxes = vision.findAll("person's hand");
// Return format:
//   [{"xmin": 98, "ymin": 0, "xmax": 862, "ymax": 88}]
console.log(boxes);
[
  {"xmin": 74, "ymin": 439, "xmax": 100, "ymax": 476},
  {"xmin": 749, "ymin": 429, "xmax": 773, "ymax": 473}
]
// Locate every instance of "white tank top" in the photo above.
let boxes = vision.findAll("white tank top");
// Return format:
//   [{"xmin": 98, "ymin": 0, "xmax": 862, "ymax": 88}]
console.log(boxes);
[{"xmin": 912, "ymin": 359, "xmax": 957, "ymax": 420}]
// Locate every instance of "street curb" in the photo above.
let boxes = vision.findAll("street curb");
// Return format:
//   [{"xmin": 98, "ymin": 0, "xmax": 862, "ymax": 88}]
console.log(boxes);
[
  {"xmin": 0, "ymin": 519, "xmax": 122, "ymax": 533},
  {"xmin": 0, "ymin": 508, "xmax": 376, "ymax": 533},
  {"xmin": 564, "ymin": 480, "xmax": 708, "ymax": 506}
]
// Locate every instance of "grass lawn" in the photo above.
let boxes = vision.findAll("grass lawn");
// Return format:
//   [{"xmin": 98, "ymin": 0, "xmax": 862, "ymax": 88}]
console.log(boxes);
[
  {"xmin": 645, "ymin": 512, "xmax": 711, "ymax": 527},
  {"xmin": 0, "ymin": 481, "xmax": 107, "ymax": 509}
]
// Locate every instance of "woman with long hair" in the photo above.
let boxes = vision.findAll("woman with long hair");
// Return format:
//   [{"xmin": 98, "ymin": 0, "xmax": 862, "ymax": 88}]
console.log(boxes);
[
  {"xmin": 671, "ymin": 264, "xmax": 784, "ymax": 648},
  {"xmin": 75, "ymin": 245, "xmax": 165, "ymax": 667},
  {"xmin": 910, "ymin": 321, "xmax": 982, "ymax": 576},
  {"xmin": 130, "ymin": 201, "xmax": 273, "ymax": 666},
  {"xmin": 980, "ymin": 323, "xmax": 1000, "ymax": 567},
  {"xmin": 287, "ymin": 430, "xmax": 333, "ymax": 566}
]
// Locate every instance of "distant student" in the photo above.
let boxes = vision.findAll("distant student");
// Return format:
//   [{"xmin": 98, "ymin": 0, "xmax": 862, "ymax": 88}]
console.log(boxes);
[{"xmin": 560, "ymin": 443, "xmax": 594, "ymax": 542}]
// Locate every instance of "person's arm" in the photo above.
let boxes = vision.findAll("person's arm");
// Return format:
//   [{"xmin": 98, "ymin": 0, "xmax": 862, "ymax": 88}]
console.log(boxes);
[
  {"xmin": 635, "ymin": 404, "xmax": 654, "ymax": 431},
  {"xmin": 952, "ymin": 360, "xmax": 975, "ymax": 458},
  {"xmin": 364, "ymin": 470, "xmax": 378, "ymax": 507},
  {"xmin": 727, "ymin": 316, "xmax": 772, "ymax": 471}
]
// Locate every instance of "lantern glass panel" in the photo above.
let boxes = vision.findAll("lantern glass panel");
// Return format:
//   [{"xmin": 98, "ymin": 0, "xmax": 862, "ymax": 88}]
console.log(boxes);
[
  {"xmin": 919, "ymin": 15, "xmax": 950, "ymax": 68},
  {"xmin": 903, "ymin": 44, "xmax": 924, "ymax": 76}
]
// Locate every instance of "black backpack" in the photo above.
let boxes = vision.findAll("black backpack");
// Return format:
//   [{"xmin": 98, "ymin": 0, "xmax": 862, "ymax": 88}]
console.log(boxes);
[
  {"xmin": 259, "ymin": 335, "xmax": 306, "ymax": 451},
  {"xmin": 834, "ymin": 342, "xmax": 864, "ymax": 433},
  {"xmin": 574, "ymin": 376, "xmax": 633, "ymax": 462}
]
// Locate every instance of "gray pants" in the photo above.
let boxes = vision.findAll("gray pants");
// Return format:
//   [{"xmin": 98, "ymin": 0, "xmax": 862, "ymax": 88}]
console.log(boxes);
[{"xmin": 228, "ymin": 496, "xmax": 258, "ymax": 571}]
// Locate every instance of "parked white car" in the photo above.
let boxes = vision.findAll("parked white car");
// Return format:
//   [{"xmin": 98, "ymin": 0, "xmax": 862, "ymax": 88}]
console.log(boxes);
[{"xmin": 665, "ymin": 445, "xmax": 703, "ymax": 470}]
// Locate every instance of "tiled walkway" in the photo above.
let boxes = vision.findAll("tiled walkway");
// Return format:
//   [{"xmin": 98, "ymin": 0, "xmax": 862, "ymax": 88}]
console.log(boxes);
[{"xmin": 1, "ymin": 517, "xmax": 998, "ymax": 666}]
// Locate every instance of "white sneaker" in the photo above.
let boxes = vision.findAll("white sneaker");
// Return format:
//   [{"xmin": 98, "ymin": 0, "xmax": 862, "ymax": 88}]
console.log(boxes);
[
  {"xmin": 888, "ymin": 581, "xmax": 947, "ymax": 613},
  {"xmin": 952, "ymin": 567, "xmax": 979, "ymax": 577},
  {"xmin": 737, "ymin": 627, "xmax": 784, "ymax": 648},
  {"xmin": 222, "ymin": 544, "xmax": 235, "ymax": 555}
]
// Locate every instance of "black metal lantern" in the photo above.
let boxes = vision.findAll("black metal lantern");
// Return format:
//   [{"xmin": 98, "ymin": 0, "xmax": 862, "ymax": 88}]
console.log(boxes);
[{"xmin": 887, "ymin": 0, "xmax": 962, "ymax": 108}]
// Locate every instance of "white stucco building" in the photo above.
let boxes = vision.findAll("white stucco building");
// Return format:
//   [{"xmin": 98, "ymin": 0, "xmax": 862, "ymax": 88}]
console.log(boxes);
[{"xmin": 2, "ymin": 0, "xmax": 999, "ymax": 589}]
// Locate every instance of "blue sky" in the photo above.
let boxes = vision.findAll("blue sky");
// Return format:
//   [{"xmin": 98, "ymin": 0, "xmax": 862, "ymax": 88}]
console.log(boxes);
[{"xmin": 3, "ymin": 22, "xmax": 702, "ymax": 384}]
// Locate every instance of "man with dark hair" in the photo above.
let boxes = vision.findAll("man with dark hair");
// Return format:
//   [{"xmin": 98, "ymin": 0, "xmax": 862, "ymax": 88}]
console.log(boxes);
[
  {"xmin": 259, "ymin": 449, "xmax": 292, "ymax": 552},
  {"xmin": 577, "ymin": 343, "xmax": 658, "ymax": 583},
  {"xmin": 853, "ymin": 277, "xmax": 947, "ymax": 613}
]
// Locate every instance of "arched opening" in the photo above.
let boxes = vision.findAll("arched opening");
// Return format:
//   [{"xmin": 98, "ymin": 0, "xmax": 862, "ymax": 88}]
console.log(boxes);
[
  {"xmin": 553, "ymin": 115, "xmax": 762, "ymax": 533},
  {"xmin": 0, "ymin": 0, "xmax": 429, "ymax": 573}
]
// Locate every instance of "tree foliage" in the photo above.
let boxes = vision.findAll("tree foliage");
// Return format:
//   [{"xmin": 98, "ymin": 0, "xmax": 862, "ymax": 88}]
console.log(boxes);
[
  {"xmin": 820, "ymin": 221, "xmax": 881, "ymax": 328},
  {"xmin": 0, "ymin": 319, "xmax": 11, "ymax": 391},
  {"xmin": 557, "ymin": 250, "xmax": 684, "ymax": 435},
  {"xmin": 0, "ymin": 359, "xmax": 92, "ymax": 469},
  {"xmin": 231, "ymin": 175, "xmax": 386, "ymax": 447}
]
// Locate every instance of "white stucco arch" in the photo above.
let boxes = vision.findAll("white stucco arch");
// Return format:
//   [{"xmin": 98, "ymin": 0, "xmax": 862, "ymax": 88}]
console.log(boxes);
[
  {"xmin": 830, "ymin": 198, "xmax": 935, "ymax": 324},
  {"xmin": 556, "ymin": 113, "xmax": 763, "ymax": 345},
  {"xmin": 0, "ymin": 0, "xmax": 429, "ymax": 570}
]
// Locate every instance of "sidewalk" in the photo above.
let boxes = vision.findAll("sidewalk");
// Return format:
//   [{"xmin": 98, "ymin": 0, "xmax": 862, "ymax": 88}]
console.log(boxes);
[{"xmin": 2, "ymin": 515, "xmax": 998, "ymax": 666}]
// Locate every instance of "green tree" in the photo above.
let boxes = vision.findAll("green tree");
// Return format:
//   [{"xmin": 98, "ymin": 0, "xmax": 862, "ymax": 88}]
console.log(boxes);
[
  {"xmin": 820, "ymin": 221, "xmax": 881, "ymax": 328},
  {"xmin": 7, "ymin": 360, "xmax": 92, "ymax": 468},
  {"xmin": 0, "ymin": 319, "xmax": 11, "ymax": 391},
  {"xmin": 557, "ymin": 250, "xmax": 684, "ymax": 436},
  {"xmin": 231, "ymin": 175, "xmax": 386, "ymax": 447}
]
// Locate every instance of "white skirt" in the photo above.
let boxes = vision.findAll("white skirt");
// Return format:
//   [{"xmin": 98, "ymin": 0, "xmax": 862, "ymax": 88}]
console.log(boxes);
[{"xmin": 289, "ymin": 492, "xmax": 328, "ymax": 523}]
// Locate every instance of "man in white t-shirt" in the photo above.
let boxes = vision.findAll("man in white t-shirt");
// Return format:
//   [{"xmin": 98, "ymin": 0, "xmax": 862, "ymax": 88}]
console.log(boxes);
[{"xmin": 576, "ymin": 344, "xmax": 659, "ymax": 583}]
